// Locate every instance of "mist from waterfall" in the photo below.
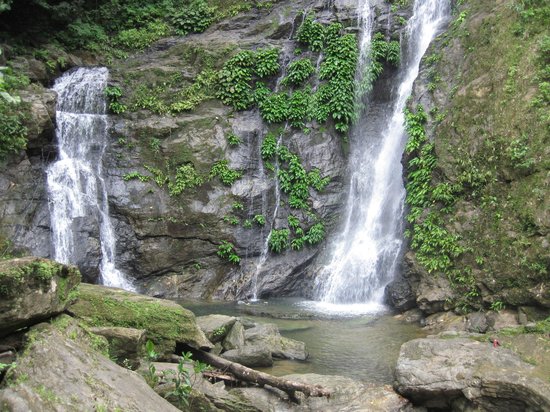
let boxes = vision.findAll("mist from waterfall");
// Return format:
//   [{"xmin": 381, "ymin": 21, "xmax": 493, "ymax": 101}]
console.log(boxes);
[{"xmin": 47, "ymin": 67, "xmax": 134, "ymax": 291}]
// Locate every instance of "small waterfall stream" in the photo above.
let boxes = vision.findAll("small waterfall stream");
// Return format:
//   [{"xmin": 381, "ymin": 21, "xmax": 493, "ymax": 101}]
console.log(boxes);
[
  {"xmin": 47, "ymin": 67, "xmax": 134, "ymax": 290},
  {"xmin": 314, "ymin": 0, "xmax": 450, "ymax": 310}
]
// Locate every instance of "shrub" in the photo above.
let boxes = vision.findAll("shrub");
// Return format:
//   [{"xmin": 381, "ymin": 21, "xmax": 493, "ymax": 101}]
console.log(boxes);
[
  {"xmin": 0, "ymin": 100, "xmax": 27, "ymax": 158},
  {"xmin": 268, "ymin": 229, "xmax": 290, "ymax": 253},
  {"xmin": 116, "ymin": 20, "xmax": 169, "ymax": 50},
  {"xmin": 254, "ymin": 48, "xmax": 280, "ymax": 78},
  {"xmin": 168, "ymin": 164, "xmax": 203, "ymax": 196},
  {"xmin": 296, "ymin": 15, "xmax": 325, "ymax": 51},
  {"xmin": 217, "ymin": 241, "xmax": 240, "ymax": 264},
  {"xmin": 209, "ymin": 160, "xmax": 242, "ymax": 185},
  {"xmin": 282, "ymin": 58, "xmax": 315, "ymax": 86},
  {"xmin": 171, "ymin": 0, "xmax": 215, "ymax": 36}
]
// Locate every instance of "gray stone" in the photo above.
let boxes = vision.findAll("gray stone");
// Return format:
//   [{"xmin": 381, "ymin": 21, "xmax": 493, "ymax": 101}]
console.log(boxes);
[
  {"xmin": 422, "ymin": 312, "xmax": 465, "ymax": 334},
  {"xmin": 0, "ymin": 322, "xmax": 180, "ymax": 412},
  {"xmin": 466, "ymin": 312, "xmax": 489, "ymax": 333},
  {"xmin": 395, "ymin": 338, "xmax": 550, "ymax": 411},
  {"xmin": 223, "ymin": 320, "xmax": 245, "ymax": 351},
  {"xmin": 89, "ymin": 327, "xmax": 147, "ymax": 366},
  {"xmin": 0, "ymin": 258, "xmax": 80, "ymax": 338},
  {"xmin": 197, "ymin": 314, "xmax": 237, "ymax": 343},
  {"xmin": 486, "ymin": 310, "xmax": 520, "ymax": 331},
  {"xmin": 221, "ymin": 345, "xmax": 273, "ymax": 368},
  {"xmin": 245, "ymin": 323, "xmax": 308, "ymax": 361}
]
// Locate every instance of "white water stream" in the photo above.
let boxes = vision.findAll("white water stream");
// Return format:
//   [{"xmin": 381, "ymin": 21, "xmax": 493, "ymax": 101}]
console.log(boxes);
[
  {"xmin": 313, "ymin": 0, "xmax": 450, "ymax": 311},
  {"xmin": 47, "ymin": 67, "xmax": 134, "ymax": 290}
]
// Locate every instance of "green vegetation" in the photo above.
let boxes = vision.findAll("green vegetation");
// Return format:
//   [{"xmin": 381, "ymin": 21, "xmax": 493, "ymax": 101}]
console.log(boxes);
[
  {"xmin": 217, "ymin": 241, "xmax": 240, "ymax": 264},
  {"xmin": 104, "ymin": 85, "xmax": 127, "ymax": 114},
  {"xmin": 167, "ymin": 164, "xmax": 204, "ymax": 196},
  {"xmin": 209, "ymin": 160, "xmax": 242, "ymax": 186},
  {"xmin": 0, "ymin": 55, "xmax": 28, "ymax": 158},
  {"xmin": 0, "ymin": 259, "xmax": 80, "ymax": 298},
  {"xmin": 226, "ymin": 133, "xmax": 242, "ymax": 147},
  {"xmin": 282, "ymin": 58, "xmax": 315, "ymax": 86},
  {"xmin": 358, "ymin": 33, "xmax": 401, "ymax": 95},
  {"xmin": 268, "ymin": 228, "xmax": 290, "ymax": 253},
  {"xmin": 171, "ymin": 0, "xmax": 215, "ymax": 36}
]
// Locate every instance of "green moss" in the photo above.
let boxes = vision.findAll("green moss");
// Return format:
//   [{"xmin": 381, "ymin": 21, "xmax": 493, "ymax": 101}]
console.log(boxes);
[
  {"xmin": 69, "ymin": 284, "xmax": 205, "ymax": 355},
  {"xmin": 0, "ymin": 258, "xmax": 80, "ymax": 299}
]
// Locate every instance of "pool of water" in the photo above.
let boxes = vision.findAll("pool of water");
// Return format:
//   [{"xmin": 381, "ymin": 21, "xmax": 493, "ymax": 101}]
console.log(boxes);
[{"xmin": 178, "ymin": 298, "xmax": 425, "ymax": 384}]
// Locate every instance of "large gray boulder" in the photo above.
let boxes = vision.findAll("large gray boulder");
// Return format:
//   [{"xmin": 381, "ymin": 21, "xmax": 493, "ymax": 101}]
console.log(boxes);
[
  {"xmin": 395, "ymin": 337, "xmax": 550, "ymax": 411},
  {"xmin": 0, "ymin": 321, "xmax": 180, "ymax": 412},
  {"xmin": 0, "ymin": 257, "xmax": 80, "ymax": 337},
  {"xmin": 89, "ymin": 326, "xmax": 147, "ymax": 367}
]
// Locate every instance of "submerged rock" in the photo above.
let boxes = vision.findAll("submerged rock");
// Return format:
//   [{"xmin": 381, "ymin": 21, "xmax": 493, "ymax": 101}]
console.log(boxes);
[
  {"xmin": 395, "ymin": 337, "xmax": 550, "ymax": 411},
  {"xmin": 0, "ymin": 322, "xmax": 179, "ymax": 412},
  {"xmin": 0, "ymin": 257, "xmax": 80, "ymax": 337},
  {"xmin": 68, "ymin": 283, "xmax": 212, "ymax": 356},
  {"xmin": 221, "ymin": 345, "xmax": 274, "ymax": 368},
  {"xmin": 244, "ymin": 323, "xmax": 308, "ymax": 361}
]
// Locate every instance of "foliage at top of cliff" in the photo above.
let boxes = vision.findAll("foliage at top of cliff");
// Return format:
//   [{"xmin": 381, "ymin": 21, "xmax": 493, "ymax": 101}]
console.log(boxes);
[{"xmin": 0, "ymin": 0, "xmax": 274, "ymax": 57}]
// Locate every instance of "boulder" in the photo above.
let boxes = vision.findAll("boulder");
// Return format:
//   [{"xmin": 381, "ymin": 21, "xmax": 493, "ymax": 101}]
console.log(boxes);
[
  {"xmin": 466, "ymin": 312, "xmax": 489, "ymax": 333},
  {"xmin": 0, "ymin": 257, "xmax": 80, "ymax": 337},
  {"xmin": 221, "ymin": 345, "xmax": 273, "ymax": 368},
  {"xmin": 395, "ymin": 337, "xmax": 550, "ymax": 411},
  {"xmin": 385, "ymin": 275, "xmax": 417, "ymax": 312},
  {"xmin": 223, "ymin": 320, "xmax": 245, "ymax": 351},
  {"xmin": 486, "ymin": 309, "xmax": 520, "ymax": 331},
  {"xmin": 68, "ymin": 283, "xmax": 212, "ymax": 356},
  {"xmin": 0, "ymin": 321, "xmax": 180, "ymax": 412},
  {"xmin": 422, "ymin": 311, "xmax": 465, "ymax": 334},
  {"xmin": 197, "ymin": 315, "xmax": 237, "ymax": 343},
  {"xmin": 244, "ymin": 323, "xmax": 308, "ymax": 361},
  {"xmin": 89, "ymin": 327, "xmax": 147, "ymax": 367}
]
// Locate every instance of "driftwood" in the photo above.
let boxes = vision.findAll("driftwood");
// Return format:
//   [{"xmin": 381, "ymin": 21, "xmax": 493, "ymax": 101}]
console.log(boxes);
[{"xmin": 187, "ymin": 348, "xmax": 331, "ymax": 403}]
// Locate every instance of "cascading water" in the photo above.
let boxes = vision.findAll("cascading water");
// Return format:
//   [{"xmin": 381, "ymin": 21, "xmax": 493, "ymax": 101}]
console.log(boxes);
[
  {"xmin": 314, "ymin": 0, "xmax": 450, "ymax": 310},
  {"xmin": 47, "ymin": 67, "xmax": 134, "ymax": 291}
]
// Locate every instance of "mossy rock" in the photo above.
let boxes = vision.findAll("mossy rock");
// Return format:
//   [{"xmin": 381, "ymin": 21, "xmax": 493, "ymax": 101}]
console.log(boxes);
[
  {"xmin": 0, "ymin": 257, "xmax": 81, "ymax": 337},
  {"xmin": 68, "ymin": 283, "xmax": 212, "ymax": 356}
]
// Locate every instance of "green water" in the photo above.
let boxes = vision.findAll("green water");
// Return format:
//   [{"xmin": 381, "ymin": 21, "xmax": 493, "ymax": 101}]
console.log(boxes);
[{"xmin": 178, "ymin": 298, "xmax": 425, "ymax": 384}]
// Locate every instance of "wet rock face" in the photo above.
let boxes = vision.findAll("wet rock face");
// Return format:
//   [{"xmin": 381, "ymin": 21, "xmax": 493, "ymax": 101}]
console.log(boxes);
[{"xmin": 1, "ymin": 1, "xmax": 412, "ymax": 300}]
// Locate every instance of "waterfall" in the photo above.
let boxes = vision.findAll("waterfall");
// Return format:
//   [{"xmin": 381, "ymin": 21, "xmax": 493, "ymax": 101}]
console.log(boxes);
[
  {"xmin": 47, "ymin": 67, "xmax": 134, "ymax": 291},
  {"xmin": 314, "ymin": 0, "xmax": 450, "ymax": 308}
]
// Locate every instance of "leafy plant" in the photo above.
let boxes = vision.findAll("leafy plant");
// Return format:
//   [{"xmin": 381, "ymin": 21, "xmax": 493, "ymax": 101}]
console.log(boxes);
[
  {"xmin": 283, "ymin": 58, "xmax": 315, "ymax": 86},
  {"xmin": 216, "ymin": 50, "xmax": 255, "ymax": 110},
  {"xmin": 171, "ymin": 0, "xmax": 215, "ymax": 36},
  {"xmin": 260, "ymin": 133, "xmax": 278, "ymax": 160},
  {"xmin": 104, "ymin": 85, "xmax": 127, "ymax": 114},
  {"xmin": 0, "ymin": 100, "xmax": 27, "ymax": 158},
  {"xmin": 168, "ymin": 164, "xmax": 203, "ymax": 196},
  {"xmin": 226, "ymin": 133, "xmax": 241, "ymax": 147},
  {"xmin": 115, "ymin": 20, "xmax": 169, "ymax": 50},
  {"xmin": 209, "ymin": 160, "xmax": 242, "ymax": 186},
  {"xmin": 305, "ymin": 222, "xmax": 325, "ymax": 245},
  {"xmin": 296, "ymin": 15, "xmax": 325, "ymax": 51},
  {"xmin": 217, "ymin": 240, "xmax": 240, "ymax": 264},
  {"xmin": 254, "ymin": 48, "xmax": 280, "ymax": 78},
  {"xmin": 268, "ymin": 229, "xmax": 290, "ymax": 253},
  {"xmin": 253, "ymin": 214, "xmax": 266, "ymax": 226}
]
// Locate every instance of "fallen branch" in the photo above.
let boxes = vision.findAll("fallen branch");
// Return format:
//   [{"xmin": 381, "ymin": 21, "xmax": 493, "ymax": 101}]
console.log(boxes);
[{"xmin": 187, "ymin": 348, "xmax": 331, "ymax": 403}]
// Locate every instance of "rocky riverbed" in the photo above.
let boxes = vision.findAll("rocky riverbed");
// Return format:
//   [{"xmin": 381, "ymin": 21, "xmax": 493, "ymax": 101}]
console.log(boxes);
[{"xmin": 1, "ymin": 258, "xmax": 549, "ymax": 411}]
